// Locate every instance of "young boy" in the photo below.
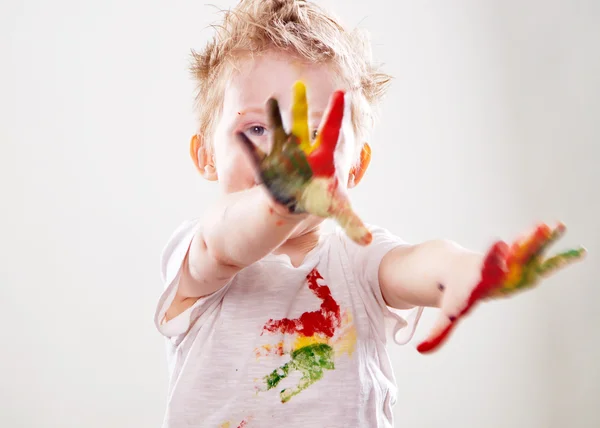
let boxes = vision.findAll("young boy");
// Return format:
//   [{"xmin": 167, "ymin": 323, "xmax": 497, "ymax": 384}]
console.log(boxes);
[{"xmin": 154, "ymin": 1, "xmax": 584, "ymax": 426}]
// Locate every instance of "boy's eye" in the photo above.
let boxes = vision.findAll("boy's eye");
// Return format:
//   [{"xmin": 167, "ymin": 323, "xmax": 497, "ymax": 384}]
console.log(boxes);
[
  {"xmin": 247, "ymin": 125, "xmax": 267, "ymax": 137},
  {"xmin": 244, "ymin": 125, "xmax": 316, "ymax": 141}
]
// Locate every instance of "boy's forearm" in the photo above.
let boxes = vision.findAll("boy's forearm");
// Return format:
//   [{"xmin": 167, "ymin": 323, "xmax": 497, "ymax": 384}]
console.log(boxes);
[
  {"xmin": 180, "ymin": 187, "xmax": 304, "ymax": 298},
  {"xmin": 201, "ymin": 186, "xmax": 304, "ymax": 267},
  {"xmin": 379, "ymin": 240, "xmax": 483, "ymax": 308}
]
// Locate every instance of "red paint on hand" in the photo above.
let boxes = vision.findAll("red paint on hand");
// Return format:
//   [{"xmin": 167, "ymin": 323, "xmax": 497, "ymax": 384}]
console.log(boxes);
[{"xmin": 306, "ymin": 91, "xmax": 345, "ymax": 178}]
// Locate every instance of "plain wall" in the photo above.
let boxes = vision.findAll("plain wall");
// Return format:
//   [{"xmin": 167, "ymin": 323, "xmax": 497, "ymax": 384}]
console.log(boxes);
[{"xmin": 1, "ymin": 0, "xmax": 598, "ymax": 427}]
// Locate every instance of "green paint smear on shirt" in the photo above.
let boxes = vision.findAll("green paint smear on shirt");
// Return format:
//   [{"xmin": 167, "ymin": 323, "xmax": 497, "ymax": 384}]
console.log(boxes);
[{"xmin": 262, "ymin": 343, "xmax": 334, "ymax": 403}]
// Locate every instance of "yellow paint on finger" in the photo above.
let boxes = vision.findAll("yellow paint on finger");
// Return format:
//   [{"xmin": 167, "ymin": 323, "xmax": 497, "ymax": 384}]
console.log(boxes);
[{"xmin": 291, "ymin": 81, "xmax": 312, "ymax": 154}]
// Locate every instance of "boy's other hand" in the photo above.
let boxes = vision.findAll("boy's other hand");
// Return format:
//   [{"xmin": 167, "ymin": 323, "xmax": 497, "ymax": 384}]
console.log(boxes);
[
  {"xmin": 417, "ymin": 222, "xmax": 587, "ymax": 353},
  {"xmin": 236, "ymin": 82, "xmax": 372, "ymax": 246}
]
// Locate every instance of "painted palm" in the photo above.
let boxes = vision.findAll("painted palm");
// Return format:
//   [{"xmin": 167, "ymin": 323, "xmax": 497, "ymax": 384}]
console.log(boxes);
[{"xmin": 236, "ymin": 81, "xmax": 372, "ymax": 245}]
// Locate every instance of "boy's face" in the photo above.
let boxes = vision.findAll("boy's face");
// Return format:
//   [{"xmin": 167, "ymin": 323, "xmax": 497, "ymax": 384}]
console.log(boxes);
[{"xmin": 206, "ymin": 50, "xmax": 359, "ymax": 194}]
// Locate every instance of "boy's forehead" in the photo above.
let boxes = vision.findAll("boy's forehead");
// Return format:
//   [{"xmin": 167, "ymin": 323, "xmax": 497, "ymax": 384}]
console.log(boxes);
[{"xmin": 224, "ymin": 52, "xmax": 341, "ymax": 114}]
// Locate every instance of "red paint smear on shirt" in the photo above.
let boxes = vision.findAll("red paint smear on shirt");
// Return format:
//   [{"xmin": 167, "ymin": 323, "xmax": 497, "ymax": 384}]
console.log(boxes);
[{"xmin": 262, "ymin": 268, "xmax": 341, "ymax": 337}]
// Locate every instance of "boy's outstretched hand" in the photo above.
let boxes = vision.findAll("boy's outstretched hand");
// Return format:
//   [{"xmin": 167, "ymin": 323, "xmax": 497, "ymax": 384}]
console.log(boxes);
[
  {"xmin": 236, "ymin": 81, "xmax": 372, "ymax": 245},
  {"xmin": 417, "ymin": 222, "xmax": 586, "ymax": 353}
]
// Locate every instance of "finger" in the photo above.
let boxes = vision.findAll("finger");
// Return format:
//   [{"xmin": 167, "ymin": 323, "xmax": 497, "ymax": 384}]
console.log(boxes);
[
  {"xmin": 507, "ymin": 224, "xmax": 553, "ymax": 267},
  {"xmin": 267, "ymin": 98, "xmax": 288, "ymax": 155},
  {"xmin": 536, "ymin": 246, "xmax": 587, "ymax": 277},
  {"xmin": 416, "ymin": 313, "xmax": 458, "ymax": 354},
  {"xmin": 291, "ymin": 81, "xmax": 311, "ymax": 153},
  {"xmin": 508, "ymin": 222, "xmax": 565, "ymax": 267},
  {"xmin": 503, "ymin": 223, "xmax": 564, "ymax": 290},
  {"xmin": 335, "ymin": 206, "xmax": 373, "ymax": 246},
  {"xmin": 319, "ymin": 178, "xmax": 372, "ymax": 245},
  {"xmin": 535, "ymin": 222, "xmax": 567, "ymax": 256},
  {"xmin": 236, "ymin": 132, "xmax": 268, "ymax": 169},
  {"xmin": 316, "ymin": 90, "xmax": 345, "ymax": 149},
  {"xmin": 307, "ymin": 90, "xmax": 345, "ymax": 178}
]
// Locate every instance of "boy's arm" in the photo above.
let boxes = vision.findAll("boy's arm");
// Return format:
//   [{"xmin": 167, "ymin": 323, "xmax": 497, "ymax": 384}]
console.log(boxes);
[
  {"xmin": 378, "ymin": 240, "xmax": 482, "ymax": 309},
  {"xmin": 378, "ymin": 224, "xmax": 585, "ymax": 353},
  {"xmin": 165, "ymin": 187, "xmax": 305, "ymax": 320}
]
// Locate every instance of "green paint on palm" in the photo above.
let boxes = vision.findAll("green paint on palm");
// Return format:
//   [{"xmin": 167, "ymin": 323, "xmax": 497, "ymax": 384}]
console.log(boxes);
[{"xmin": 262, "ymin": 343, "xmax": 334, "ymax": 403}]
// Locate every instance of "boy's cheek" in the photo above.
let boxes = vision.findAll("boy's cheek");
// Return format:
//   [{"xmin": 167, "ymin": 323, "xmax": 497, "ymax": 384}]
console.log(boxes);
[{"xmin": 216, "ymin": 148, "xmax": 257, "ymax": 193}]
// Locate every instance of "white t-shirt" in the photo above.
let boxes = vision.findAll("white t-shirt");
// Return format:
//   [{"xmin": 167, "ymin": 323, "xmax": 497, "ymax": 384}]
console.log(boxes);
[{"xmin": 154, "ymin": 220, "xmax": 423, "ymax": 428}]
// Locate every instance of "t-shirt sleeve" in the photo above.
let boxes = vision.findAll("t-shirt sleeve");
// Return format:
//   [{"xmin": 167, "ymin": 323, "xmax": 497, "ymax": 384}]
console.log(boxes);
[
  {"xmin": 343, "ymin": 225, "xmax": 423, "ymax": 345},
  {"xmin": 154, "ymin": 219, "xmax": 230, "ymax": 344}
]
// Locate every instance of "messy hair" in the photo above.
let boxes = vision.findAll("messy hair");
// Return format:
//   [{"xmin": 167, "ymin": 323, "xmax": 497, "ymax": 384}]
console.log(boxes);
[{"xmin": 190, "ymin": 0, "xmax": 391, "ymax": 154}]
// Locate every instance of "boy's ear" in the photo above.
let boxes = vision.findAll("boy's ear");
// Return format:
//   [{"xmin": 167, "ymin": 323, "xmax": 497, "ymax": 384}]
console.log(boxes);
[
  {"xmin": 348, "ymin": 142, "xmax": 371, "ymax": 188},
  {"xmin": 190, "ymin": 134, "xmax": 218, "ymax": 181}
]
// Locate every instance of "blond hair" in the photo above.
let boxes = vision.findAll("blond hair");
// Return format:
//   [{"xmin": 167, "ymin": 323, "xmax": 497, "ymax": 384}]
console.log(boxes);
[{"xmin": 190, "ymin": 0, "xmax": 391, "ymax": 154}]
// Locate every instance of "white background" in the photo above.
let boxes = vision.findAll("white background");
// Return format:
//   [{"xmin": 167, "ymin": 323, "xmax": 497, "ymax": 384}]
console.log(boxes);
[{"xmin": 1, "ymin": 0, "xmax": 599, "ymax": 427}]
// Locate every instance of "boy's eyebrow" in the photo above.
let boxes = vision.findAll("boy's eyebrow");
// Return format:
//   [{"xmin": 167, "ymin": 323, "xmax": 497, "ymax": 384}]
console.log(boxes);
[{"xmin": 237, "ymin": 106, "xmax": 265, "ymax": 116}]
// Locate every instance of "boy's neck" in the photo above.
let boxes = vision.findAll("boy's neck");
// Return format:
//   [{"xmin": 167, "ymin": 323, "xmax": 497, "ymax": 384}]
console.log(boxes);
[{"xmin": 273, "ymin": 222, "xmax": 322, "ymax": 267}]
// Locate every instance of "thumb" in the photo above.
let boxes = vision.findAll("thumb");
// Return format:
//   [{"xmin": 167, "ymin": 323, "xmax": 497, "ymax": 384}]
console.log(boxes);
[
  {"xmin": 338, "ymin": 209, "xmax": 372, "ymax": 246},
  {"xmin": 326, "ymin": 182, "xmax": 372, "ymax": 246},
  {"xmin": 416, "ymin": 312, "xmax": 458, "ymax": 354},
  {"xmin": 297, "ymin": 178, "xmax": 372, "ymax": 245}
]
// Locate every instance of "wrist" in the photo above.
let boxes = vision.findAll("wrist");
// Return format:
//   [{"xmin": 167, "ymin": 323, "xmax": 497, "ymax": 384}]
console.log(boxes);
[
  {"xmin": 443, "ymin": 242, "xmax": 485, "ymax": 290},
  {"xmin": 417, "ymin": 240, "xmax": 480, "ymax": 285}
]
